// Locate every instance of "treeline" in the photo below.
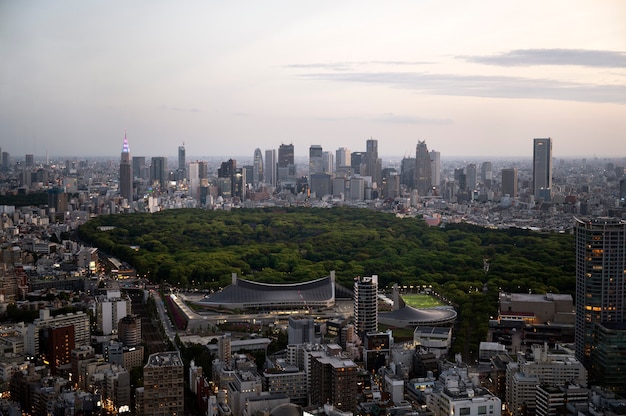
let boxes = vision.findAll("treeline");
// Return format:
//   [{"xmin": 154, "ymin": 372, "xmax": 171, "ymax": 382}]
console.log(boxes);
[{"xmin": 77, "ymin": 207, "xmax": 575, "ymax": 357}]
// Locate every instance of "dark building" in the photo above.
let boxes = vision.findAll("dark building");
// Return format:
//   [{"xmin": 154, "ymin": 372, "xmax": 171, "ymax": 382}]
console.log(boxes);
[
  {"xmin": 574, "ymin": 217, "xmax": 626, "ymax": 370},
  {"xmin": 40, "ymin": 324, "xmax": 75, "ymax": 375},
  {"xmin": 132, "ymin": 156, "xmax": 147, "ymax": 180},
  {"xmin": 150, "ymin": 157, "xmax": 168, "ymax": 190},
  {"xmin": 48, "ymin": 187, "xmax": 68, "ymax": 216},
  {"xmin": 351, "ymin": 151, "xmax": 364, "ymax": 175},
  {"xmin": 415, "ymin": 141, "xmax": 432, "ymax": 195},
  {"xmin": 401, "ymin": 157, "xmax": 416, "ymax": 189}
]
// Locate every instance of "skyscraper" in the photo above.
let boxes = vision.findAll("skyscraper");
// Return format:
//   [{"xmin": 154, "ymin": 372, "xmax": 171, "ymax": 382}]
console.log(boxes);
[
  {"xmin": 177, "ymin": 144, "xmax": 186, "ymax": 181},
  {"xmin": 481, "ymin": 161, "xmax": 493, "ymax": 188},
  {"xmin": 322, "ymin": 151, "xmax": 334, "ymax": 175},
  {"xmin": 309, "ymin": 145, "xmax": 324, "ymax": 176},
  {"xmin": 533, "ymin": 138, "xmax": 552, "ymax": 201},
  {"xmin": 501, "ymin": 168, "xmax": 518, "ymax": 197},
  {"xmin": 415, "ymin": 140, "xmax": 432, "ymax": 195},
  {"xmin": 178, "ymin": 144, "xmax": 185, "ymax": 171},
  {"xmin": 277, "ymin": 143, "xmax": 295, "ymax": 186},
  {"xmin": 466, "ymin": 163, "xmax": 477, "ymax": 192},
  {"xmin": 354, "ymin": 275, "xmax": 378, "ymax": 336},
  {"xmin": 364, "ymin": 139, "xmax": 382, "ymax": 186},
  {"xmin": 336, "ymin": 147, "xmax": 350, "ymax": 170},
  {"xmin": 278, "ymin": 143, "xmax": 294, "ymax": 168},
  {"xmin": 430, "ymin": 150, "xmax": 441, "ymax": 190},
  {"xmin": 119, "ymin": 132, "xmax": 132, "ymax": 203},
  {"xmin": 132, "ymin": 156, "xmax": 146, "ymax": 180},
  {"xmin": 253, "ymin": 148, "xmax": 264, "ymax": 185},
  {"xmin": 574, "ymin": 217, "xmax": 626, "ymax": 368},
  {"xmin": 264, "ymin": 149, "xmax": 276, "ymax": 186},
  {"xmin": 150, "ymin": 157, "xmax": 168, "ymax": 191}
]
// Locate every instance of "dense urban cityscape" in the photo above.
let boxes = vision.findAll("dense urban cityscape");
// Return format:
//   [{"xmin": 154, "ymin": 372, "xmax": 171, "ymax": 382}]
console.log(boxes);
[{"xmin": 0, "ymin": 135, "xmax": 625, "ymax": 416}]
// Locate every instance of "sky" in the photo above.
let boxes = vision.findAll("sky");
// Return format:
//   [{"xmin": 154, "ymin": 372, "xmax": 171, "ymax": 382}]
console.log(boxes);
[{"xmin": 1, "ymin": 1, "xmax": 625, "ymax": 160}]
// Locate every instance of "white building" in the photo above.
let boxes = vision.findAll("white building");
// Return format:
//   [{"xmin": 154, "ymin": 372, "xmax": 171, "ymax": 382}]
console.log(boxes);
[
  {"xmin": 427, "ymin": 367, "xmax": 501, "ymax": 416},
  {"xmin": 506, "ymin": 344, "xmax": 587, "ymax": 416},
  {"xmin": 95, "ymin": 289, "xmax": 131, "ymax": 335}
]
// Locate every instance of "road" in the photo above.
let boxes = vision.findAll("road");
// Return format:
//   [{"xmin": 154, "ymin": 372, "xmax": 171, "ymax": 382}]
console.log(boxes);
[{"xmin": 150, "ymin": 290, "xmax": 179, "ymax": 353}]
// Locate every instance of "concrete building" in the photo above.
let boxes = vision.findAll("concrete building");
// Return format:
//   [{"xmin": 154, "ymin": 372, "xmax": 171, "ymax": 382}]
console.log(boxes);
[
  {"xmin": 498, "ymin": 293, "xmax": 575, "ymax": 325},
  {"xmin": 26, "ymin": 310, "xmax": 90, "ymax": 356},
  {"xmin": 416, "ymin": 140, "xmax": 432, "ymax": 195},
  {"xmin": 142, "ymin": 351, "xmax": 184, "ymax": 416},
  {"xmin": 506, "ymin": 344, "xmax": 587, "ymax": 416},
  {"xmin": 574, "ymin": 217, "xmax": 626, "ymax": 367},
  {"xmin": 354, "ymin": 275, "xmax": 378, "ymax": 336},
  {"xmin": 263, "ymin": 358, "xmax": 307, "ymax": 405},
  {"xmin": 501, "ymin": 168, "xmax": 518, "ymax": 198},
  {"xmin": 427, "ymin": 366, "xmax": 501, "ymax": 416},
  {"xmin": 533, "ymin": 138, "xmax": 552, "ymax": 201},
  {"xmin": 310, "ymin": 352, "xmax": 359, "ymax": 412},
  {"xmin": 414, "ymin": 326, "xmax": 453, "ymax": 358},
  {"xmin": 95, "ymin": 289, "xmax": 131, "ymax": 335},
  {"xmin": 288, "ymin": 317, "xmax": 316, "ymax": 345}
]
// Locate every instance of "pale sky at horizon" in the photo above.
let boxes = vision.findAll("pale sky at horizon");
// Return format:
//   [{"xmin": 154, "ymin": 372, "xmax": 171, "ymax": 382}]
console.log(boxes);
[{"xmin": 1, "ymin": 1, "xmax": 625, "ymax": 160}]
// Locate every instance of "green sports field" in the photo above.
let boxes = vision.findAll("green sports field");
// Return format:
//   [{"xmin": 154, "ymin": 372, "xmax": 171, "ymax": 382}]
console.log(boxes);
[{"xmin": 400, "ymin": 293, "xmax": 445, "ymax": 308}]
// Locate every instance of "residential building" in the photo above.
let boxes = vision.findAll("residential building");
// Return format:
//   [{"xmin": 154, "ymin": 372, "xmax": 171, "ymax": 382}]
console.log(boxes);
[
  {"xmin": 142, "ymin": 351, "xmax": 184, "ymax": 416},
  {"xmin": 354, "ymin": 275, "xmax": 378, "ymax": 336},
  {"xmin": 574, "ymin": 217, "xmax": 626, "ymax": 367}
]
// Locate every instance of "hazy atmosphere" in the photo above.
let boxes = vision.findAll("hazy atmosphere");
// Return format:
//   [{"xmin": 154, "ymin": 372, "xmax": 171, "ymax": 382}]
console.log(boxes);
[{"xmin": 1, "ymin": 1, "xmax": 625, "ymax": 159}]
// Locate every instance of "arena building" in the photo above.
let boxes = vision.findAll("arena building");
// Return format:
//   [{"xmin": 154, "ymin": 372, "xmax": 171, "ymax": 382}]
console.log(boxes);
[
  {"xmin": 197, "ymin": 271, "xmax": 336, "ymax": 310},
  {"xmin": 379, "ymin": 284, "xmax": 457, "ymax": 328}
]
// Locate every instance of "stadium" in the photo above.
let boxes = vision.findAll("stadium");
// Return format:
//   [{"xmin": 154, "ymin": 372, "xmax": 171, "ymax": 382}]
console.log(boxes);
[{"xmin": 197, "ymin": 271, "xmax": 336, "ymax": 310}]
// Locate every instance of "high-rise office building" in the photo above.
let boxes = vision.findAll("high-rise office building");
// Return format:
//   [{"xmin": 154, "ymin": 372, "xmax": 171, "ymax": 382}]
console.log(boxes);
[
  {"xmin": 574, "ymin": 217, "xmax": 626, "ymax": 369},
  {"xmin": 430, "ymin": 150, "xmax": 441, "ymax": 189},
  {"xmin": 309, "ymin": 145, "xmax": 324, "ymax": 176},
  {"xmin": 177, "ymin": 144, "xmax": 185, "ymax": 171},
  {"xmin": 187, "ymin": 162, "xmax": 200, "ymax": 198},
  {"xmin": 277, "ymin": 143, "xmax": 295, "ymax": 185},
  {"xmin": 264, "ymin": 149, "xmax": 276, "ymax": 186},
  {"xmin": 501, "ymin": 168, "xmax": 518, "ymax": 197},
  {"xmin": 150, "ymin": 157, "xmax": 168, "ymax": 191},
  {"xmin": 336, "ymin": 147, "xmax": 351, "ymax": 170},
  {"xmin": 25, "ymin": 154, "xmax": 34, "ymax": 167},
  {"xmin": 132, "ymin": 156, "xmax": 146, "ymax": 180},
  {"xmin": 278, "ymin": 143, "xmax": 294, "ymax": 168},
  {"xmin": 351, "ymin": 151, "xmax": 364, "ymax": 175},
  {"xmin": 142, "ymin": 351, "xmax": 184, "ymax": 416},
  {"xmin": 533, "ymin": 138, "xmax": 552, "ymax": 201},
  {"xmin": 401, "ymin": 157, "xmax": 416, "ymax": 189},
  {"xmin": 177, "ymin": 144, "xmax": 186, "ymax": 181},
  {"xmin": 354, "ymin": 275, "xmax": 378, "ymax": 336},
  {"xmin": 322, "ymin": 151, "xmax": 334, "ymax": 175},
  {"xmin": 253, "ymin": 148, "xmax": 263, "ymax": 185},
  {"xmin": 466, "ymin": 163, "xmax": 477, "ymax": 192},
  {"xmin": 364, "ymin": 139, "xmax": 382, "ymax": 186},
  {"xmin": 481, "ymin": 161, "xmax": 493, "ymax": 188},
  {"xmin": 415, "ymin": 141, "xmax": 432, "ymax": 195},
  {"xmin": 119, "ymin": 132, "xmax": 133, "ymax": 203}
]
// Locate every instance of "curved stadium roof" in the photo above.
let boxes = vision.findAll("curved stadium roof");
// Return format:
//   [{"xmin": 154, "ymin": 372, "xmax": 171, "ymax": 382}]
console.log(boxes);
[
  {"xmin": 198, "ymin": 273, "xmax": 335, "ymax": 310},
  {"xmin": 379, "ymin": 305, "xmax": 457, "ymax": 327}
]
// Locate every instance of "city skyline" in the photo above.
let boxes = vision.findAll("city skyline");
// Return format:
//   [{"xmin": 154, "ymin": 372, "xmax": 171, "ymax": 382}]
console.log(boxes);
[{"xmin": 1, "ymin": 2, "xmax": 625, "ymax": 158}]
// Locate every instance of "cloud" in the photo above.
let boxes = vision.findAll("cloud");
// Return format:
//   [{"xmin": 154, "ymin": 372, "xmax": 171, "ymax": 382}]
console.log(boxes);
[
  {"xmin": 285, "ymin": 61, "xmax": 432, "ymax": 72},
  {"xmin": 314, "ymin": 113, "xmax": 453, "ymax": 125},
  {"xmin": 461, "ymin": 49, "xmax": 626, "ymax": 68},
  {"xmin": 375, "ymin": 113, "xmax": 453, "ymax": 125},
  {"xmin": 297, "ymin": 71, "xmax": 626, "ymax": 104},
  {"xmin": 160, "ymin": 105, "xmax": 201, "ymax": 113}
]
